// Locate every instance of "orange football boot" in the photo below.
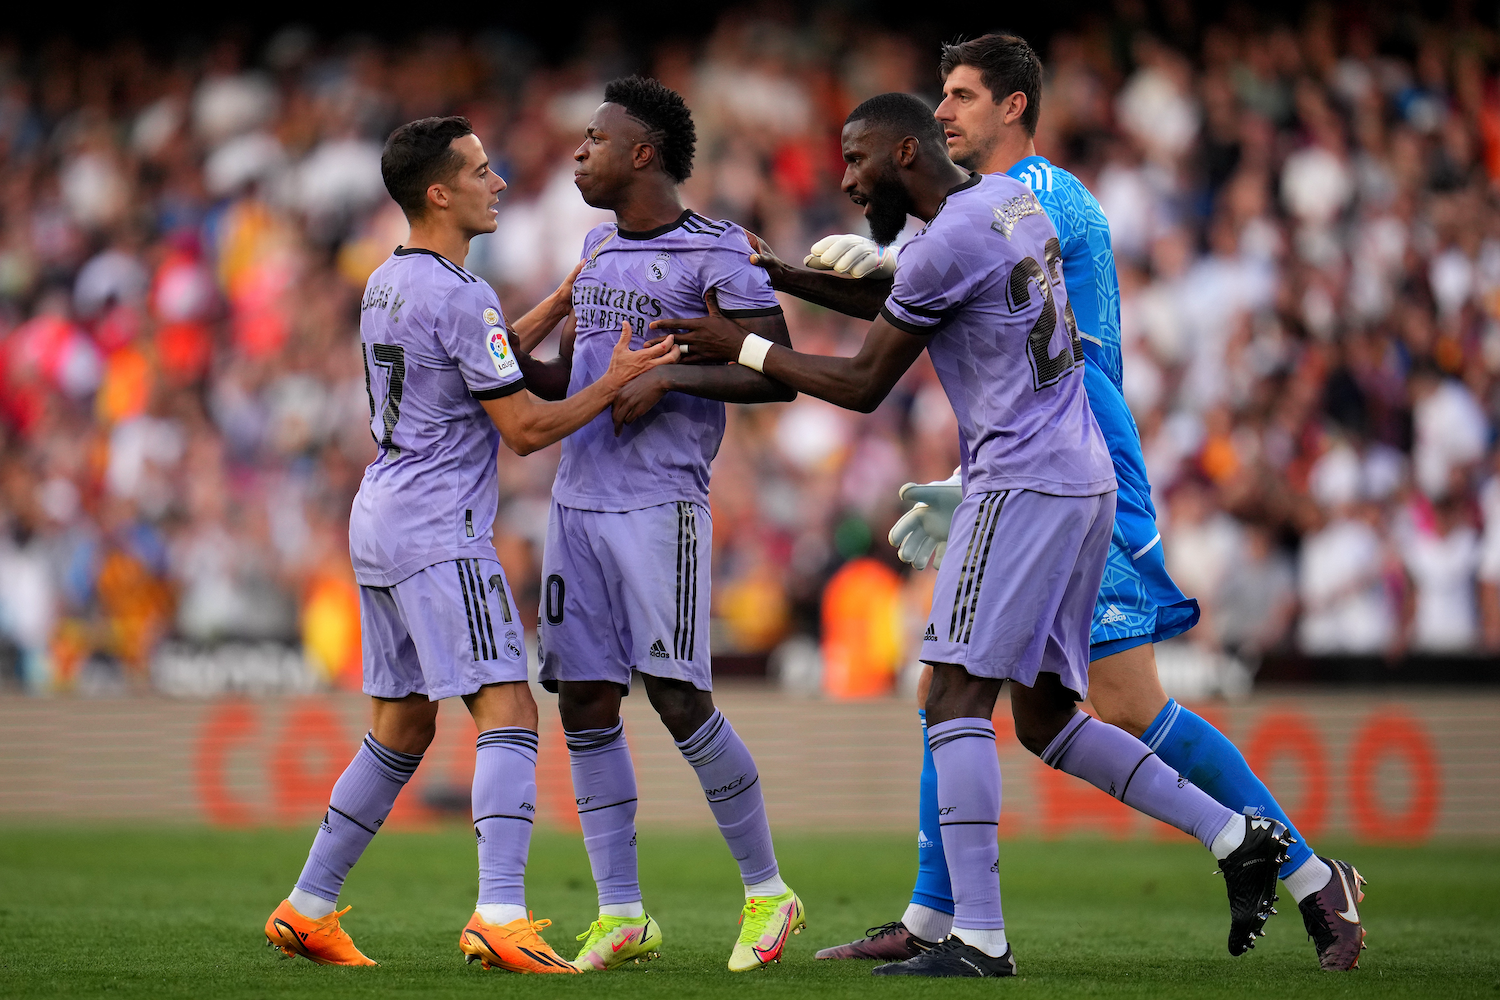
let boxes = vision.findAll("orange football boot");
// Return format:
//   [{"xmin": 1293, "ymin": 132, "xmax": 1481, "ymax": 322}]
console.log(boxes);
[
  {"xmin": 264, "ymin": 899, "xmax": 378, "ymax": 966},
  {"xmin": 459, "ymin": 911, "xmax": 580, "ymax": 974}
]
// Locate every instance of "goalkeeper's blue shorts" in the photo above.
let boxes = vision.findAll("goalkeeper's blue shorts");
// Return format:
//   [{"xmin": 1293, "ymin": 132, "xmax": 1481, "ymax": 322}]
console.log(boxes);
[{"xmin": 1081, "ymin": 363, "xmax": 1199, "ymax": 660}]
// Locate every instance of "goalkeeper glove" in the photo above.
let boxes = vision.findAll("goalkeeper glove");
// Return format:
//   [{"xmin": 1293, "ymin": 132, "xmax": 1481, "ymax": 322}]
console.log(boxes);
[
  {"xmin": 887, "ymin": 469, "xmax": 962, "ymax": 570},
  {"xmin": 804, "ymin": 234, "xmax": 898, "ymax": 279}
]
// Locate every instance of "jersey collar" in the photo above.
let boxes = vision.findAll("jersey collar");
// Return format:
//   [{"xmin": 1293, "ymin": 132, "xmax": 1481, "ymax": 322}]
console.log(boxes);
[
  {"xmin": 946, "ymin": 171, "xmax": 983, "ymax": 197},
  {"xmin": 392, "ymin": 245, "xmax": 474, "ymax": 280},
  {"xmin": 616, "ymin": 208, "xmax": 695, "ymax": 241},
  {"xmin": 1005, "ymin": 155, "xmax": 1052, "ymax": 178}
]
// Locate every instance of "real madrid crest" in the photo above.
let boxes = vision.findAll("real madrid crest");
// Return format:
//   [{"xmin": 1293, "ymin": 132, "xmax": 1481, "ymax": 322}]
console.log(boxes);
[
  {"xmin": 482, "ymin": 307, "xmax": 500, "ymax": 327},
  {"xmin": 646, "ymin": 251, "xmax": 672, "ymax": 283}
]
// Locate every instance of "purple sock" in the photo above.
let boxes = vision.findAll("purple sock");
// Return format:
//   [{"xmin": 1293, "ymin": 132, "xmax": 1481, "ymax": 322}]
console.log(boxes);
[
  {"xmin": 295, "ymin": 733, "xmax": 421, "ymax": 903},
  {"xmin": 928, "ymin": 718, "xmax": 1005, "ymax": 932},
  {"xmin": 1042, "ymin": 713, "xmax": 1234, "ymax": 848},
  {"xmin": 567, "ymin": 720, "xmax": 642, "ymax": 906},
  {"xmin": 473, "ymin": 727, "xmax": 539, "ymax": 907},
  {"xmin": 675, "ymin": 710, "xmax": 779, "ymax": 885}
]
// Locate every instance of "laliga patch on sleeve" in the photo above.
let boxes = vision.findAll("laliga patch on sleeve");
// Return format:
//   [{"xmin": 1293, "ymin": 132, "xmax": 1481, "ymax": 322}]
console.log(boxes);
[
  {"xmin": 487, "ymin": 327, "xmax": 519, "ymax": 378},
  {"xmin": 482, "ymin": 306, "xmax": 500, "ymax": 327}
]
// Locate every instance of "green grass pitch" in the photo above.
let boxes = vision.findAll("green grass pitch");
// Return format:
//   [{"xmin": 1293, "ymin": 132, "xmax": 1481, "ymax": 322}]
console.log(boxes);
[{"xmin": 0, "ymin": 827, "xmax": 1493, "ymax": 998}]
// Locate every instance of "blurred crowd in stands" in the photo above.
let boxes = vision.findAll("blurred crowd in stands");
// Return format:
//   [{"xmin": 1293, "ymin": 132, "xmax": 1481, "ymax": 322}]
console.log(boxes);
[{"xmin": 1, "ymin": 3, "xmax": 1499, "ymax": 695}]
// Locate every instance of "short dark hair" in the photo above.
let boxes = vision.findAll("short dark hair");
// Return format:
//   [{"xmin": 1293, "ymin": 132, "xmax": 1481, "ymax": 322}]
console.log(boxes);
[
  {"xmin": 844, "ymin": 92, "xmax": 945, "ymax": 151},
  {"xmin": 381, "ymin": 116, "xmax": 474, "ymax": 218},
  {"xmin": 602, "ymin": 76, "xmax": 696, "ymax": 183},
  {"xmin": 939, "ymin": 33, "xmax": 1043, "ymax": 136}
]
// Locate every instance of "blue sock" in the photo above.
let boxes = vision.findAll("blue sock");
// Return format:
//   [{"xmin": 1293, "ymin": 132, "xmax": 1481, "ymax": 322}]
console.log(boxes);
[
  {"xmin": 1143, "ymin": 700, "xmax": 1314, "ymax": 878},
  {"xmin": 910, "ymin": 709, "xmax": 955, "ymax": 914}
]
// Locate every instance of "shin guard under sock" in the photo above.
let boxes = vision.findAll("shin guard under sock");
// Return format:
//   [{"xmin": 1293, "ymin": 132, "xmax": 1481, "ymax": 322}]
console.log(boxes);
[
  {"xmin": 928, "ymin": 718, "xmax": 1005, "ymax": 933},
  {"xmin": 473, "ymin": 728, "xmax": 538, "ymax": 908},
  {"xmin": 911, "ymin": 709, "xmax": 956, "ymax": 917},
  {"xmin": 1043, "ymin": 712, "xmax": 1235, "ymax": 849},
  {"xmin": 1144, "ymin": 699, "xmax": 1316, "ymax": 878},
  {"xmin": 295, "ymin": 733, "xmax": 421, "ymax": 904},
  {"xmin": 676, "ymin": 710, "xmax": 779, "ymax": 886},
  {"xmin": 567, "ymin": 720, "xmax": 642, "ymax": 907}
]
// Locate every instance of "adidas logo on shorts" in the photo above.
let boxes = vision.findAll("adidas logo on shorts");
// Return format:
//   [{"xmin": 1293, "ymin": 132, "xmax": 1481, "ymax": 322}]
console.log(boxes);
[
  {"xmin": 1100, "ymin": 604, "xmax": 1128, "ymax": 626},
  {"xmin": 923, "ymin": 623, "xmax": 937, "ymax": 642},
  {"xmin": 649, "ymin": 639, "xmax": 670, "ymax": 659}
]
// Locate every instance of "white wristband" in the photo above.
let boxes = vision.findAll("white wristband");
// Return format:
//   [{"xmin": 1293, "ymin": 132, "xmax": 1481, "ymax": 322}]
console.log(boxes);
[{"xmin": 737, "ymin": 333, "xmax": 774, "ymax": 373}]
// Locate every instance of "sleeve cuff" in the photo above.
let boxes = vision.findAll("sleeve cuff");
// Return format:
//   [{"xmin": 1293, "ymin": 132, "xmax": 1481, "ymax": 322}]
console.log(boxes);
[
  {"xmin": 720, "ymin": 305, "xmax": 784, "ymax": 318},
  {"xmin": 470, "ymin": 378, "xmax": 527, "ymax": 400},
  {"xmin": 879, "ymin": 303, "xmax": 939, "ymax": 336}
]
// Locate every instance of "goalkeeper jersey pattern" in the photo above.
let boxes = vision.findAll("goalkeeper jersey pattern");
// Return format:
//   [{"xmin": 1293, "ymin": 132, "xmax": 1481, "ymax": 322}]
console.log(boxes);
[
  {"xmin": 881, "ymin": 172, "xmax": 1115, "ymax": 499},
  {"xmin": 1007, "ymin": 156, "xmax": 1123, "ymax": 393},
  {"xmin": 348, "ymin": 249, "xmax": 525, "ymax": 587},
  {"xmin": 552, "ymin": 211, "xmax": 783, "ymax": 513}
]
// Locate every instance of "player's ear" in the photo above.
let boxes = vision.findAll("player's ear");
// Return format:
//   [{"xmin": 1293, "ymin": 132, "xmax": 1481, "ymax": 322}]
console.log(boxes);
[
  {"xmin": 895, "ymin": 136, "xmax": 920, "ymax": 168},
  {"xmin": 633, "ymin": 141, "xmax": 657, "ymax": 172},
  {"xmin": 1003, "ymin": 91, "xmax": 1028, "ymax": 127},
  {"xmin": 426, "ymin": 182, "xmax": 450, "ymax": 212}
]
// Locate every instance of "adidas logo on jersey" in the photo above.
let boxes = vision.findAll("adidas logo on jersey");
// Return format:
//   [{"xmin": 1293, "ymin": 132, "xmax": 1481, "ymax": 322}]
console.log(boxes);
[
  {"xmin": 923, "ymin": 623, "xmax": 937, "ymax": 642},
  {"xmin": 649, "ymin": 639, "xmax": 670, "ymax": 659},
  {"xmin": 1100, "ymin": 604, "xmax": 1128, "ymax": 626}
]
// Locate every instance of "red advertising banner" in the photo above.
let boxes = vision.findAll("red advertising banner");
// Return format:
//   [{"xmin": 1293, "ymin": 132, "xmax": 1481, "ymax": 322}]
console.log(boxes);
[{"xmin": 1, "ymin": 689, "xmax": 1491, "ymax": 842}]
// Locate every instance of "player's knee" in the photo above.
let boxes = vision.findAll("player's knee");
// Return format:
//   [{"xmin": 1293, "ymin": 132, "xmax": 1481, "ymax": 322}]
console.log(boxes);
[
  {"xmin": 1013, "ymin": 717, "xmax": 1057, "ymax": 757},
  {"xmin": 644, "ymin": 680, "xmax": 714, "ymax": 741},
  {"xmin": 379, "ymin": 718, "xmax": 437, "ymax": 755},
  {"xmin": 1090, "ymin": 700, "xmax": 1151, "ymax": 739},
  {"xmin": 556, "ymin": 682, "xmax": 621, "ymax": 732},
  {"xmin": 1011, "ymin": 702, "xmax": 1075, "ymax": 758}
]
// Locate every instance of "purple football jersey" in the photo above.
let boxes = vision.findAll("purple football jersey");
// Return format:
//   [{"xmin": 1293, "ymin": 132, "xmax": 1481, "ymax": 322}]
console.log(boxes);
[
  {"xmin": 881, "ymin": 173, "xmax": 1116, "ymax": 498},
  {"xmin": 349, "ymin": 248, "xmax": 526, "ymax": 586},
  {"xmin": 551, "ymin": 211, "xmax": 783, "ymax": 512}
]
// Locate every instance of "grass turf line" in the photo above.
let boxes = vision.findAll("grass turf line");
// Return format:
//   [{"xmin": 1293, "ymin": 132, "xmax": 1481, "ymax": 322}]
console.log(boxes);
[{"xmin": 0, "ymin": 827, "xmax": 1494, "ymax": 999}]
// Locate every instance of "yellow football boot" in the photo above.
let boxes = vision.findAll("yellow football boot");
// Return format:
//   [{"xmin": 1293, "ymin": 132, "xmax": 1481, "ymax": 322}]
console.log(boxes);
[
  {"xmin": 729, "ymin": 889, "xmax": 805, "ymax": 971},
  {"xmin": 571, "ymin": 913, "xmax": 663, "ymax": 970}
]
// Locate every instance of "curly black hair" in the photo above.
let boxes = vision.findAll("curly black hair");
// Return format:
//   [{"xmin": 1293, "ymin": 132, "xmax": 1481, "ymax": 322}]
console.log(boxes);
[{"xmin": 602, "ymin": 76, "xmax": 696, "ymax": 184}]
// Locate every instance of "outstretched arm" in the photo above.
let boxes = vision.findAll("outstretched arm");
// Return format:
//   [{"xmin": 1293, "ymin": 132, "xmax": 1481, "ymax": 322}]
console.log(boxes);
[
  {"xmin": 484, "ymin": 323, "xmax": 675, "ymax": 455},
  {"xmin": 744, "ymin": 232, "xmax": 891, "ymax": 320},
  {"xmin": 611, "ymin": 311, "xmax": 795, "ymax": 431},
  {"xmin": 653, "ymin": 291, "xmax": 926, "ymax": 414}
]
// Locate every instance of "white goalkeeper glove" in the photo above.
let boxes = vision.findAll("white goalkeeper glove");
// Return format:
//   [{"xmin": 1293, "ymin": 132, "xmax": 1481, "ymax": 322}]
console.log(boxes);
[
  {"xmin": 887, "ymin": 469, "xmax": 962, "ymax": 570},
  {"xmin": 804, "ymin": 234, "xmax": 898, "ymax": 279}
]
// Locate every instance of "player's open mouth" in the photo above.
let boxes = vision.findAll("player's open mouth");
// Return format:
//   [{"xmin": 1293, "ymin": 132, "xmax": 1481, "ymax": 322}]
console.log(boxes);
[{"xmin": 945, "ymin": 129, "xmax": 961, "ymax": 141}]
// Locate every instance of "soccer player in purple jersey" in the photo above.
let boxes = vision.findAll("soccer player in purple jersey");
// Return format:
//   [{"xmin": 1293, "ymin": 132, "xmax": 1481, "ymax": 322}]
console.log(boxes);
[
  {"xmin": 508, "ymin": 77, "xmax": 804, "ymax": 973},
  {"xmin": 803, "ymin": 35, "xmax": 1365, "ymax": 972},
  {"xmin": 262, "ymin": 116, "xmax": 676, "ymax": 974},
  {"xmin": 661, "ymin": 93, "xmax": 1289, "ymax": 978}
]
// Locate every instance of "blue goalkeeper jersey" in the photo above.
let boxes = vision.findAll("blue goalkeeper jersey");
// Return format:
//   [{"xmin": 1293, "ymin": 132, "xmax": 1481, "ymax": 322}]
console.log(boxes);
[
  {"xmin": 1007, "ymin": 156, "xmax": 1122, "ymax": 392},
  {"xmin": 1005, "ymin": 155, "xmax": 1157, "ymax": 557}
]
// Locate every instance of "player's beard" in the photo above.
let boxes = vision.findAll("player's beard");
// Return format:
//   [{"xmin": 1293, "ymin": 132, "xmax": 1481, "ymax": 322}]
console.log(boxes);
[
  {"xmin": 949, "ymin": 124, "xmax": 1000, "ymax": 172},
  {"xmin": 865, "ymin": 161, "xmax": 914, "ymax": 247}
]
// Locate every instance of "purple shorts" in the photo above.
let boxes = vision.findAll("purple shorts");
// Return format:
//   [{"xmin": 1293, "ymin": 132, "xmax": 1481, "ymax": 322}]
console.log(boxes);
[
  {"xmin": 361, "ymin": 557, "xmax": 526, "ymax": 701},
  {"xmin": 538, "ymin": 500, "xmax": 712, "ymax": 693},
  {"xmin": 921, "ymin": 489, "xmax": 1115, "ymax": 698}
]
